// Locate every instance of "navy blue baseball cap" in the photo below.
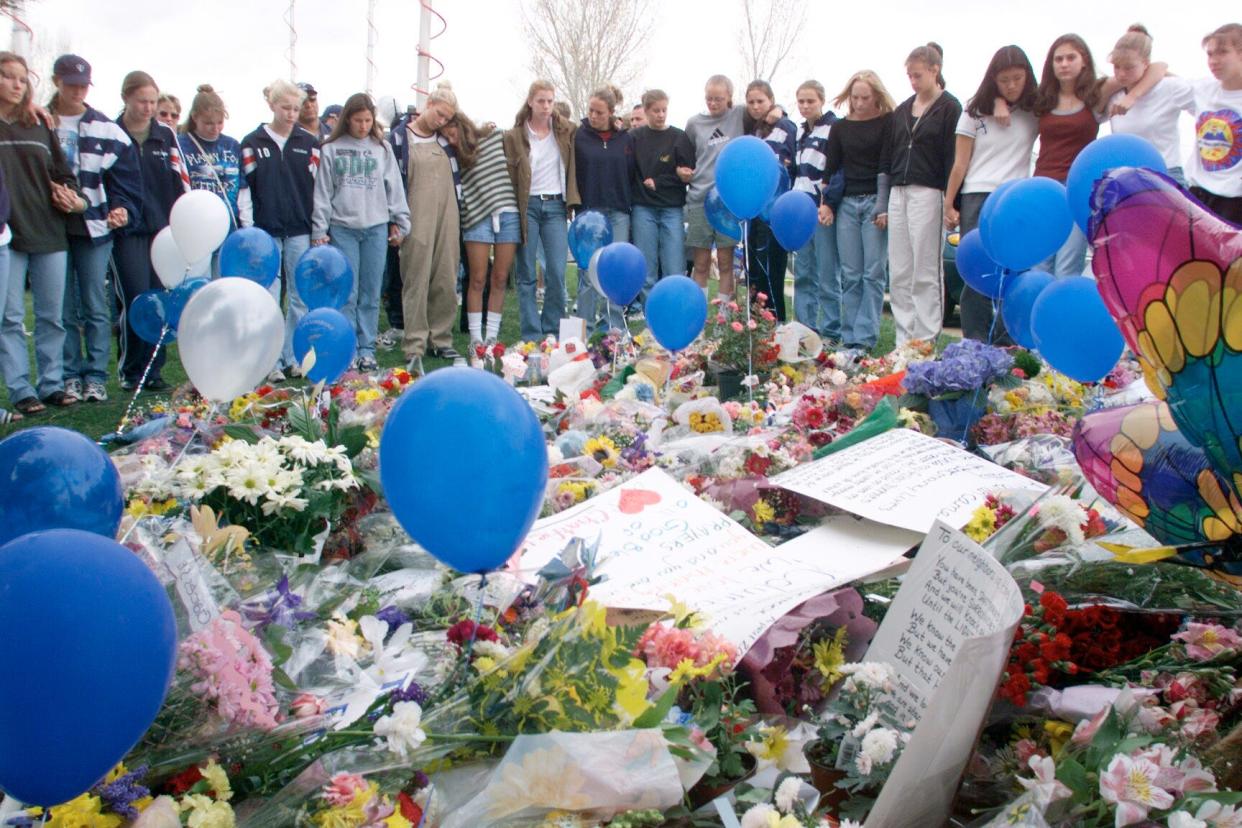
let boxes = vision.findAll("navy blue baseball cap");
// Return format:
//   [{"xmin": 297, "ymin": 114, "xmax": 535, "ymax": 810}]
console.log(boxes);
[{"xmin": 53, "ymin": 54, "xmax": 91, "ymax": 85}]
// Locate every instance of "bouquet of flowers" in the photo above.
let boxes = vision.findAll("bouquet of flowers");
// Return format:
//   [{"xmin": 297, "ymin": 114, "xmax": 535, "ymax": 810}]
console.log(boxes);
[
  {"xmin": 703, "ymin": 294, "xmax": 780, "ymax": 375},
  {"xmin": 902, "ymin": 340, "xmax": 1014, "ymax": 441}
]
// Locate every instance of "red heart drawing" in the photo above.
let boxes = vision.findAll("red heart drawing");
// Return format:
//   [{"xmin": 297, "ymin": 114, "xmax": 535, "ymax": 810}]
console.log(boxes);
[{"xmin": 617, "ymin": 488, "xmax": 661, "ymax": 514}]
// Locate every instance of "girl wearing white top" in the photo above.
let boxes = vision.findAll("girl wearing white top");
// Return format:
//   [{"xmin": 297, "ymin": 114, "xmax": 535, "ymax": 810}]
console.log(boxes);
[
  {"xmin": 1107, "ymin": 25, "xmax": 1195, "ymax": 186},
  {"xmin": 944, "ymin": 45, "xmax": 1039, "ymax": 343},
  {"xmin": 1186, "ymin": 23, "xmax": 1242, "ymax": 225}
]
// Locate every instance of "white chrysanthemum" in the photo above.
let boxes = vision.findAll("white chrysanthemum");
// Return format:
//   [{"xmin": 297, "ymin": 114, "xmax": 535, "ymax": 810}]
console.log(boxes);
[
  {"xmin": 774, "ymin": 776, "xmax": 802, "ymax": 813},
  {"xmin": 261, "ymin": 493, "xmax": 309, "ymax": 515},
  {"xmin": 473, "ymin": 639, "xmax": 511, "ymax": 662},
  {"xmin": 850, "ymin": 711, "xmax": 879, "ymax": 739},
  {"xmin": 839, "ymin": 662, "xmax": 896, "ymax": 693},
  {"xmin": 374, "ymin": 701, "xmax": 427, "ymax": 758},
  {"xmin": 740, "ymin": 803, "xmax": 777, "ymax": 828},
  {"xmin": 226, "ymin": 462, "xmax": 272, "ymax": 505},
  {"xmin": 860, "ymin": 727, "xmax": 900, "ymax": 769},
  {"xmin": 1036, "ymin": 495, "xmax": 1087, "ymax": 545}
]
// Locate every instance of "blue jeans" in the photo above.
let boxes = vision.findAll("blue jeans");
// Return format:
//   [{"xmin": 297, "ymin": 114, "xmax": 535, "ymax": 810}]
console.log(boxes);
[
  {"xmin": 631, "ymin": 205, "xmax": 685, "ymax": 301},
  {"xmin": 3, "ymin": 248, "xmax": 68, "ymax": 401},
  {"xmin": 793, "ymin": 221, "xmax": 841, "ymax": 340},
  {"xmin": 836, "ymin": 194, "xmax": 887, "ymax": 349},
  {"xmin": 517, "ymin": 196, "xmax": 569, "ymax": 342},
  {"xmin": 63, "ymin": 236, "xmax": 114, "ymax": 385},
  {"xmin": 276, "ymin": 234, "xmax": 311, "ymax": 371},
  {"xmin": 576, "ymin": 208, "xmax": 630, "ymax": 336},
  {"xmin": 332, "ymin": 223, "xmax": 389, "ymax": 359},
  {"xmin": 1039, "ymin": 223, "xmax": 1088, "ymax": 277}
]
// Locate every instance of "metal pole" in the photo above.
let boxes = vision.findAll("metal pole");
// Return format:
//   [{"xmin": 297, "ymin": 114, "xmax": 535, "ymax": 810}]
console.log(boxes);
[
  {"xmin": 285, "ymin": 0, "xmax": 297, "ymax": 81},
  {"xmin": 416, "ymin": 0, "xmax": 432, "ymax": 109},
  {"xmin": 365, "ymin": 0, "xmax": 378, "ymax": 96}
]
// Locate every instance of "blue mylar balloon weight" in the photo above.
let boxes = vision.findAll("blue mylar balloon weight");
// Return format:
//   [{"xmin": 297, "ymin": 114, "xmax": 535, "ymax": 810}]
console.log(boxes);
[
  {"xmin": 295, "ymin": 246, "xmax": 355, "ymax": 311},
  {"xmin": 715, "ymin": 135, "xmax": 780, "ymax": 220},
  {"xmin": 645, "ymin": 274, "xmax": 708, "ymax": 352},
  {"xmin": 1001, "ymin": 270, "xmax": 1055, "ymax": 350},
  {"xmin": 0, "ymin": 528, "xmax": 176, "ymax": 805},
  {"xmin": 129, "ymin": 290, "xmax": 172, "ymax": 345},
  {"xmin": 979, "ymin": 177, "xmax": 1073, "ymax": 272},
  {"xmin": 704, "ymin": 187, "xmax": 742, "ymax": 240},
  {"xmin": 1032, "ymin": 276, "xmax": 1125, "ymax": 381},
  {"xmin": 165, "ymin": 276, "xmax": 209, "ymax": 332},
  {"xmin": 595, "ymin": 242, "xmax": 647, "ymax": 306},
  {"xmin": 759, "ymin": 165, "xmax": 791, "ymax": 222},
  {"xmin": 293, "ymin": 308, "xmax": 357, "ymax": 384},
  {"xmin": 769, "ymin": 190, "xmax": 818, "ymax": 251},
  {"xmin": 379, "ymin": 368, "xmax": 548, "ymax": 573},
  {"xmin": 219, "ymin": 226, "xmax": 281, "ymax": 288},
  {"xmin": 568, "ymin": 210, "xmax": 614, "ymax": 270},
  {"xmin": 956, "ymin": 228, "xmax": 1006, "ymax": 299},
  {"xmin": 0, "ymin": 426, "xmax": 124, "ymax": 547},
  {"xmin": 1067, "ymin": 133, "xmax": 1166, "ymax": 234}
]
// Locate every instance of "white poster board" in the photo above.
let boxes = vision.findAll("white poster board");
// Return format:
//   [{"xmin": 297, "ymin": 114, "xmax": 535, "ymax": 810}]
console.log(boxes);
[
  {"xmin": 863, "ymin": 522, "xmax": 1025, "ymax": 828},
  {"xmin": 772, "ymin": 428, "xmax": 1047, "ymax": 533},
  {"xmin": 520, "ymin": 469, "xmax": 912, "ymax": 654}
]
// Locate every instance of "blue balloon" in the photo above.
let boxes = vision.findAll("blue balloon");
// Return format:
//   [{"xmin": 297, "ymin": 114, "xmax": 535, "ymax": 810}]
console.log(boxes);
[
  {"xmin": 379, "ymin": 368, "xmax": 548, "ymax": 573},
  {"xmin": 219, "ymin": 227, "xmax": 281, "ymax": 287},
  {"xmin": 129, "ymin": 290, "xmax": 172, "ymax": 345},
  {"xmin": 759, "ymin": 165, "xmax": 792, "ymax": 221},
  {"xmin": 165, "ymin": 276, "xmax": 209, "ymax": 332},
  {"xmin": 1067, "ymin": 134, "xmax": 1166, "ymax": 234},
  {"xmin": 977, "ymin": 179, "xmax": 1020, "ymax": 250},
  {"xmin": 1032, "ymin": 276, "xmax": 1125, "ymax": 381},
  {"xmin": 769, "ymin": 190, "xmax": 818, "ymax": 251},
  {"xmin": 979, "ymin": 177, "xmax": 1073, "ymax": 271},
  {"xmin": 568, "ymin": 210, "xmax": 613, "ymax": 270},
  {"xmin": 295, "ymin": 246, "xmax": 354, "ymax": 311},
  {"xmin": 704, "ymin": 187, "xmax": 742, "ymax": 240},
  {"xmin": 0, "ymin": 529, "xmax": 176, "ymax": 805},
  {"xmin": 956, "ymin": 229, "xmax": 1007, "ymax": 299},
  {"xmin": 595, "ymin": 242, "xmax": 647, "ymax": 307},
  {"xmin": 293, "ymin": 308, "xmax": 358, "ymax": 384},
  {"xmin": 0, "ymin": 427, "xmax": 124, "ymax": 547},
  {"xmin": 645, "ymin": 275, "xmax": 708, "ymax": 352},
  {"xmin": 1000, "ymin": 270, "xmax": 1055, "ymax": 349},
  {"xmin": 715, "ymin": 135, "xmax": 781, "ymax": 220}
]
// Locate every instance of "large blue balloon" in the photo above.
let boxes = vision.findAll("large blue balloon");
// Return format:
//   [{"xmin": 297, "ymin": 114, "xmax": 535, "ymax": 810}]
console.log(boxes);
[
  {"xmin": 704, "ymin": 187, "xmax": 742, "ymax": 241},
  {"xmin": 130, "ymin": 290, "xmax": 172, "ymax": 345},
  {"xmin": 293, "ymin": 308, "xmax": 357, "ymax": 384},
  {"xmin": 0, "ymin": 529, "xmax": 176, "ymax": 805},
  {"xmin": 759, "ymin": 165, "xmax": 792, "ymax": 221},
  {"xmin": 0, "ymin": 426, "xmax": 124, "ymax": 547},
  {"xmin": 219, "ymin": 227, "xmax": 281, "ymax": 288},
  {"xmin": 1031, "ymin": 276, "xmax": 1125, "ymax": 381},
  {"xmin": 1067, "ymin": 134, "xmax": 1166, "ymax": 233},
  {"xmin": 769, "ymin": 190, "xmax": 818, "ymax": 251},
  {"xmin": 956, "ymin": 229, "xmax": 1007, "ymax": 299},
  {"xmin": 295, "ymin": 246, "xmax": 354, "ymax": 311},
  {"xmin": 1000, "ymin": 270, "xmax": 1055, "ymax": 349},
  {"xmin": 715, "ymin": 136, "xmax": 780, "ymax": 220},
  {"xmin": 379, "ymin": 369, "xmax": 548, "ymax": 573},
  {"xmin": 595, "ymin": 242, "xmax": 647, "ymax": 306},
  {"xmin": 164, "ymin": 276, "xmax": 209, "ymax": 332},
  {"xmin": 645, "ymin": 275, "xmax": 708, "ymax": 352},
  {"xmin": 979, "ymin": 177, "xmax": 1073, "ymax": 271},
  {"xmin": 568, "ymin": 210, "xmax": 614, "ymax": 270}
]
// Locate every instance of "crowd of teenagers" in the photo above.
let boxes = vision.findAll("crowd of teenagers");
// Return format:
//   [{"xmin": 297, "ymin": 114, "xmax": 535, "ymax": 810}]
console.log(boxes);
[{"xmin": 0, "ymin": 21, "xmax": 1238, "ymax": 423}]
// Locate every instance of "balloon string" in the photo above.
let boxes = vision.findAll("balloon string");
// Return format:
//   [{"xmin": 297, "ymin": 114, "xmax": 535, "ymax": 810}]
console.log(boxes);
[
  {"xmin": 959, "ymin": 273, "xmax": 1008, "ymax": 446},
  {"xmin": 462, "ymin": 572, "xmax": 489, "ymax": 664},
  {"xmin": 741, "ymin": 222, "xmax": 754, "ymax": 403},
  {"xmin": 116, "ymin": 324, "xmax": 169, "ymax": 434}
]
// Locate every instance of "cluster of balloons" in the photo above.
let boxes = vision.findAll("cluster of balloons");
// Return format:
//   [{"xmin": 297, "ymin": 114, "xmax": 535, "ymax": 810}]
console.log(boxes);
[
  {"xmin": 954, "ymin": 134, "xmax": 1166, "ymax": 381},
  {"xmin": 0, "ymin": 427, "xmax": 176, "ymax": 806},
  {"xmin": 711, "ymin": 136, "xmax": 818, "ymax": 253}
]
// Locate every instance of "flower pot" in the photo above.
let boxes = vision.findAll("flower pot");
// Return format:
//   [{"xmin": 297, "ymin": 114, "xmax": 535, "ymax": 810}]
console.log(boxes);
[
  {"xmin": 805, "ymin": 741, "xmax": 849, "ymax": 811},
  {"xmin": 712, "ymin": 366, "xmax": 745, "ymax": 401},
  {"xmin": 928, "ymin": 394, "xmax": 987, "ymax": 444},
  {"xmin": 686, "ymin": 752, "xmax": 756, "ymax": 810}
]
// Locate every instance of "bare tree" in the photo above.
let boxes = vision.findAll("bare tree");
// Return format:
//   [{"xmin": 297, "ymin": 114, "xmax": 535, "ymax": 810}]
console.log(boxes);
[
  {"xmin": 520, "ymin": 0, "xmax": 654, "ymax": 120},
  {"xmin": 737, "ymin": 0, "xmax": 806, "ymax": 85}
]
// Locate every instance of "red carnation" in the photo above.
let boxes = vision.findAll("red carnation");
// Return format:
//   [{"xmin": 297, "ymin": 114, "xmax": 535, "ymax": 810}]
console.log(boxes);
[{"xmin": 447, "ymin": 619, "xmax": 499, "ymax": 650}]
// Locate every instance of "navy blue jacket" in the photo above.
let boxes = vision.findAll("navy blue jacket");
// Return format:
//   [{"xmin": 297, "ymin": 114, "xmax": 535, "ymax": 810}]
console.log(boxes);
[
  {"xmin": 240, "ymin": 124, "xmax": 320, "ymax": 238},
  {"xmin": 574, "ymin": 119, "xmax": 635, "ymax": 212},
  {"xmin": 794, "ymin": 112, "xmax": 845, "ymax": 209},
  {"xmin": 117, "ymin": 118, "xmax": 189, "ymax": 237}
]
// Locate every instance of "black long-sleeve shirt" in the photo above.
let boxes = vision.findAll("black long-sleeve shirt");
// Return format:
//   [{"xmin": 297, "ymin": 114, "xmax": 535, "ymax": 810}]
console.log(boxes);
[
  {"xmin": 0, "ymin": 117, "xmax": 80, "ymax": 253},
  {"xmin": 629, "ymin": 125, "xmax": 694, "ymax": 208}
]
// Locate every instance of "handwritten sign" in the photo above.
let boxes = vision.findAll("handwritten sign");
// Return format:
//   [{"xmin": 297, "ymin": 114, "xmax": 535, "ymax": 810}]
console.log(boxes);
[
  {"xmin": 863, "ymin": 522, "xmax": 1024, "ymax": 827},
  {"xmin": 162, "ymin": 537, "xmax": 220, "ymax": 632},
  {"xmin": 521, "ymin": 469, "xmax": 911, "ymax": 654},
  {"xmin": 771, "ymin": 427, "xmax": 1047, "ymax": 533}
]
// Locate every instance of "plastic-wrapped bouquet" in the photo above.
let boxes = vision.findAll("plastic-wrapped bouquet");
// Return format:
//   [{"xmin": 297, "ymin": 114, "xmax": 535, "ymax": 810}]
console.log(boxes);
[{"xmin": 902, "ymin": 340, "xmax": 1014, "ymax": 397}]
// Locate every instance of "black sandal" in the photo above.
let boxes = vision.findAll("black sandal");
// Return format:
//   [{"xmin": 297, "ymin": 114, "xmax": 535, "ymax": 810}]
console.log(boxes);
[
  {"xmin": 14, "ymin": 396, "xmax": 45, "ymax": 415},
  {"xmin": 41, "ymin": 391, "xmax": 78, "ymax": 407}
]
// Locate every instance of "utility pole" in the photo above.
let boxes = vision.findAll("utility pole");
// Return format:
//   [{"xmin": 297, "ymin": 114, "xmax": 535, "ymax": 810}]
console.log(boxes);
[
  {"xmin": 365, "ymin": 0, "xmax": 378, "ymax": 96},
  {"xmin": 416, "ymin": 0, "xmax": 432, "ymax": 110}
]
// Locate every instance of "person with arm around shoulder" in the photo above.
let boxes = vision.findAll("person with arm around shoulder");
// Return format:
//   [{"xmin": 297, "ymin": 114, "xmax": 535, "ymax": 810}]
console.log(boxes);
[{"xmin": 744, "ymin": 79, "xmax": 798, "ymax": 322}]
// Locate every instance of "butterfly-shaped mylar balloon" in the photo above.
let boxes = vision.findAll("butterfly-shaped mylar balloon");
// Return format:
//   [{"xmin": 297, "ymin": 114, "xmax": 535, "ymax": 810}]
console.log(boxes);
[{"xmin": 1085, "ymin": 167, "xmax": 1242, "ymax": 577}]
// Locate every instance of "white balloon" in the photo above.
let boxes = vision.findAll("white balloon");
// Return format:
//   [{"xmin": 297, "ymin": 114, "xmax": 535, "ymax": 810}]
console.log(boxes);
[
  {"xmin": 150, "ymin": 227, "xmax": 189, "ymax": 289},
  {"xmin": 189, "ymin": 254, "xmax": 212, "ymax": 278},
  {"xmin": 587, "ymin": 248, "xmax": 604, "ymax": 296},
  {"xmin": 169, "ymin": 190, "xmax": 230, "ymax": 263},
  {"xmin": 177, "ymin": 278, "xmax": 284, "ymax": 402}
]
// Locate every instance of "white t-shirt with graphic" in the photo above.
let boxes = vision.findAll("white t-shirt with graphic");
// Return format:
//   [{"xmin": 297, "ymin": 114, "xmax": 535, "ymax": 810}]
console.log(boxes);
[
  {"xmin": 955, "ymin": 108, "xmax": 1037, "ymax": 193},
  {"xmin": 1188, "ymin": 78, "xmax": 1242, "ymax": 197},
  {"xmin": 56, "ymin": 112, "xmax": 84, "ymax": 174},
  {"xmin": 1108, "ymin": 76, "xmax": 1195, "ymax": 170}
]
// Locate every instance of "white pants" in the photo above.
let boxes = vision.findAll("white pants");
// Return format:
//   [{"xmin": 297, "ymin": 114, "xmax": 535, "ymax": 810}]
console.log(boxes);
[{"xmin": 888, "ymin": 184, "xmax": 944, "ymax": 345}]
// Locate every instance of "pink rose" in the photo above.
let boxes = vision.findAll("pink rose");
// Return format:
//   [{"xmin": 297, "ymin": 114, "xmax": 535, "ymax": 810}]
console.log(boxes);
[
  {"xmin": 291, "ymin": 692, "xmax": 326, "ymax": 719},
  {"xmin": 731, "ymin": 321, "xmax": 744, "ymax": 333},
  {"xmin": 716, "ymin": 313, "xmax": 727, "ymax": 324},
  {"xmin": 747, "ymin": 320, "xmax": 757, "ymax": 330}
]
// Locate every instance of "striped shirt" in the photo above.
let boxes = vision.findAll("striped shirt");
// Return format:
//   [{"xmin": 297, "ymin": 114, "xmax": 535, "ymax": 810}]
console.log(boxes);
[
  {"xmin": 460, "ymin": 130, "xmax": 517, "ymax": 230},
  {"xmin": 66, "ymin": 107, "xmax": 144, "ymax": 244}
]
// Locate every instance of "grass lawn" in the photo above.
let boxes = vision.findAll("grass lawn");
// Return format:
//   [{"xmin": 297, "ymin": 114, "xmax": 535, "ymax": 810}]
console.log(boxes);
[{"xmin": 0, "ymin": 265, "xmax": 922, "ymax": 441}]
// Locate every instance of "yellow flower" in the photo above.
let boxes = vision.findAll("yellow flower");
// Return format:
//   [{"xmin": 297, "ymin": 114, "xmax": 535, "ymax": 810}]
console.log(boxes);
[
  {"xmin": 383, "ymin": 811, "xmax": 413, "ymax": 828},
  {"xmin": 474, "ymin": 655, "xmax": 498, "ymax": 674},
  {"xmin": 664, "ymin": 594, "xmax": 703, "ymax": 629},
  {"xmin": 181, "ymin": 794, "xmax": 236, "ymax": 828},
  {"xmin": 354, "ymin": 388, "xmax": 383, "ymax": 405},
  {"xmin": 41, "ymin": 793, "xmax": 122, "ymax": 828},
  {"xmin": 583, "ymin": 436, "xmax": 619, "ymax": 468},
  {"xmin": 688, "ymin": 410, "xmax": 724, "ymax": 433},
  {"xmin": 1044, "ymin": 720, "xmax": 1074, "ymax": 757},
  {"xmin": 611, "ymin": 656, "xmax": 653, "ymax": 723},
  {"xmin": 668, "ymin": 652, "xmax": 730, "ymax": 685},
  {"xmin": 200, "ymin": 760, "xmax": 232, "ymax": 802},
  {"xmin": 228, "ymin": 393, "xmax": 258, "ymax": 420},
  {"xmin": 365, "ymin": 428, "xmax": 380, "ymax": 449},
  {"xmin": 963, "ymin": 504, "xmax": 997, "ymax": 542},
  {"xmin": 555, "ymin": 480, "xmax": 596, "ymax": 504},
  {"xmin": 752, "ymin": 499, "xmax": 776, "ymax": 528},
  {"xmin": 812, "ymin": 627, "xmax": 848, "ymax": 685}
]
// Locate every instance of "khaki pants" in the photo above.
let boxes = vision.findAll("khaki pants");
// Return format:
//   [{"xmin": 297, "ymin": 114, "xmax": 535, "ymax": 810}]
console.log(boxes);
[
  {"xmin": 401, "ymin": 141, "xmax": 460, "ymax": 358},
  {"xmin": 887, "ymin": 184, "xmax": 944, "ymax": 345}
]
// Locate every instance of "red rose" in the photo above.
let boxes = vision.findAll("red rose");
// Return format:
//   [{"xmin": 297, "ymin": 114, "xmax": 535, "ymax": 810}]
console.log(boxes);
[
  {"xmin": 398, "ymin": 792, "xmax": 424, "ymax": 823},
  {"xmin": 164, "ymin": 766, "xmax": 204, "ymax": 795},
  {"xmin": 492, "ymin": 343, "xmax": 506, "ymax": 358},
  {"xmin": 446, "ymin": 619, "xmax": 500, "ymax": 649}
]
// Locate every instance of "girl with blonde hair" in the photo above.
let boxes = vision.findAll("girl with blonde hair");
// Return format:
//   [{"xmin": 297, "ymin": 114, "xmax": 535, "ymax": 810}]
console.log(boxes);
[{"xmin": 178, "ymin": 84, "xmax": 248, "ymax": 233}]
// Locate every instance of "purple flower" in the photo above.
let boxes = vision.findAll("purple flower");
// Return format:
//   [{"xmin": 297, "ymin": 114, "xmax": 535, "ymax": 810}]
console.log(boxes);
[
  {"xmin": 376, "ymin": 605, "xmax": 410, "ymax": 632},
  {"xmin": 390, "ymin": 681, "xmax": 428, "ymax": 706},
  {"xmin": 92, "ymin": 764, "xmax": 150, "ymax": 820},
  {"xmin": 240, "ymin": 575, "xmax": 316, "ymax": 629},
  {"xmin": 904, "ymin": 341, "xmax": 1012, "ymax": 397}
]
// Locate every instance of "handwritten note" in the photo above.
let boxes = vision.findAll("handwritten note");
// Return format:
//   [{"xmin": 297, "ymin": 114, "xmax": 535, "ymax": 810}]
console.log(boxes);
[
  {"xmin": 771, "ymin": 427, "xmax": 1047, "ymax": 533},
  {"xmin": 520, "ymin": 469, "xmax": 912, "ymax": 654},
  {"xmin": 162, "ymin": 537, "xmax": 220, "ymax": 632},
  {"xmin": 863, "ymin": 522, "xmax": 1024, "ymax": 828}
]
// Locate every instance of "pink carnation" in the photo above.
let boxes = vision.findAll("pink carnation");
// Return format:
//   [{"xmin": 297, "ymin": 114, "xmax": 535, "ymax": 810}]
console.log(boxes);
[
  {"xmin": 731, "ymin": 321, "xmax": 744, "ymax": 333},
  {"xmin": 322, "ymin": 773, "xmax": 369, "ymax": 807}
]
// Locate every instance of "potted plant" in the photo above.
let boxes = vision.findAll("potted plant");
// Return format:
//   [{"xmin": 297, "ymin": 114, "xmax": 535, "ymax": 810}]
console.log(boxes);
[
  {"xmin": 901, "ymin": 339, "xmax": 1014, "ymax": 444},
  {"xmin": 703, "ymin": 293, "xmax": 779, "ymax": 400},
  {"xmin": 684, "ymin": 673, "xmax": 761, "ymax": 808}
]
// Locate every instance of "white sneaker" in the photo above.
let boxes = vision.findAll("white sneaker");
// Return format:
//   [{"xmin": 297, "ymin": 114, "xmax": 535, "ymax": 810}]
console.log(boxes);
[
  {"xmin": 84, "ymin": 381, "xmax": 108, "ymax": 402},
  {"xmin": 64, "ymin": 377, "xmax": 83, "ymax": 400},
  {"xmin": 267, "ymin": 368, "xmax": 287, "ymax": 383}
]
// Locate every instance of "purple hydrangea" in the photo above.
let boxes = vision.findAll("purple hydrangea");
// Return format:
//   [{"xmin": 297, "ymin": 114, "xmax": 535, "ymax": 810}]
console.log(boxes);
[
  {"xmin": 92, "ymin": 764, "xmax": 150, "ymax": 820},
  {"xmin": 903, "ymin": 340, "xmax": 1013, "ymax": 397}
]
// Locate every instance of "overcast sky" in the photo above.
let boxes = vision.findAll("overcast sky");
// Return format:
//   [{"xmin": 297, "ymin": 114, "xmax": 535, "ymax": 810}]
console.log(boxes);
[{"xmin": 10, "ymin": 0, "xmax": 1220, "ymax": 151}]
